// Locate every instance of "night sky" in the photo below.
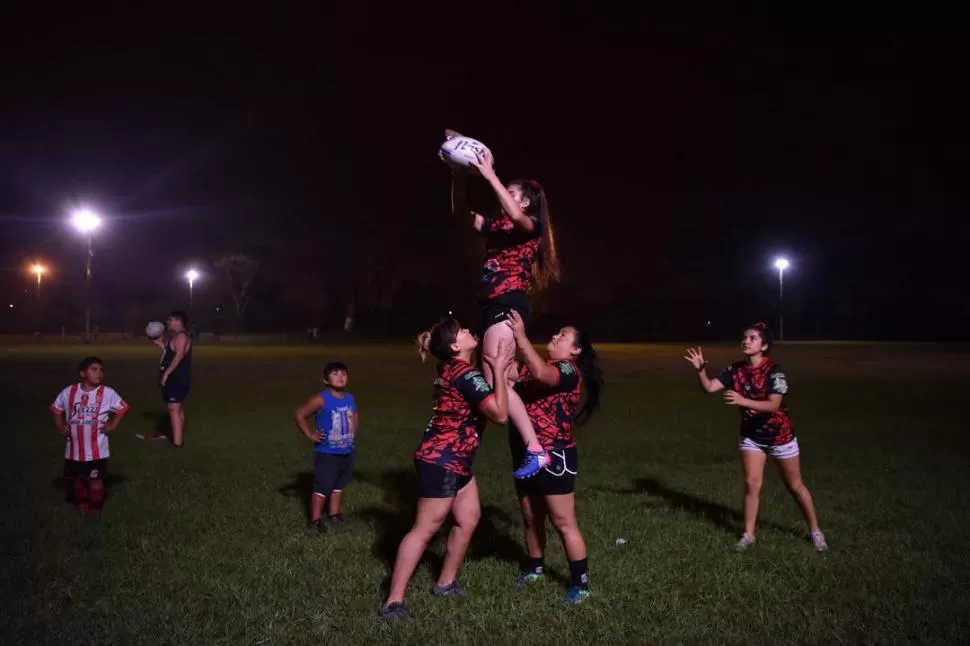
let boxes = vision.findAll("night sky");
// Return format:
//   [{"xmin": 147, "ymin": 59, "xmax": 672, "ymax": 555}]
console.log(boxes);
[{"xmin": 1, "ymin": 5, "xmax": 965, "ymax": 340}]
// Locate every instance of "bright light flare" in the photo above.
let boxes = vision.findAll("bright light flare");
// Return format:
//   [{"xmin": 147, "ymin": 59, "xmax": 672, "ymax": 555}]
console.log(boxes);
[
  {"xmin": 774, "ymin": 257, "xmax": 790, "ymax": 271},
  {"xmin": 186, "ymin": 269, "xmax": 200, "ymax": 283},
  {"xmin": 32, "ymin": 263, "xmax": 45, "ymax": 276},
  {"xmin": 72, "ymin": 209, "xmax": 102, "ymax": 233}
]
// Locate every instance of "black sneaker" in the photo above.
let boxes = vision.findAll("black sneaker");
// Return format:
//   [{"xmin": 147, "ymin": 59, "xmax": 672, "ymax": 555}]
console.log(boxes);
[
  {"xmin": 327, "ymin": 514, "xmax": 346, "ymax": 526},
  {"xmin": 308, "ymin": 519, "xmax": 328, "ymax": 534},
  {"xmin": 430, "ymin": 581, "xmax": 466, "ymax": 598},
  {"xmin": 378, "ymin": 601, "xmax": 410, "ymax": 622}
]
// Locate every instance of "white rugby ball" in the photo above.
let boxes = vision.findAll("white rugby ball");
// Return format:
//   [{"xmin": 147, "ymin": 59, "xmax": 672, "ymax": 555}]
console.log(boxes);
[
  {"xmin": 439, "ymin": 136, "xmax": 491, "ymax": 170},
  {"xmin": 145, "ymin": 321, "xmax": 165, "ymax": 339}
]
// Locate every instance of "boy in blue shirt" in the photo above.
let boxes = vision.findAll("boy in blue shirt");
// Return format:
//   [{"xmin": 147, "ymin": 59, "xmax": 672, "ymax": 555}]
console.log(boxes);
[{"xmin": 294, "ymin": 362, "xmax": 359, "ymax": 534}]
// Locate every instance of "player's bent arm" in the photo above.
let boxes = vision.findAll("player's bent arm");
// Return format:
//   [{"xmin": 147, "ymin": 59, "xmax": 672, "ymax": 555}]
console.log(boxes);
[
  {"xmin": 294, "ymin": 395, "xmax": 324, "ymax": 439},
  {"xmin": 162, "ymin": 334, "xmax": 190, "ymax": 378},
  {"xmin": 52, "ymin": 411, "xmax": 68, "ymax": 437},
  {"xmin": 483, "ymin": 173, "xmax": 535, "ymax": 233},
  {"xmin": 516, "ymin": 335, "xmax": 559, "ymax": 387},
  {"xmin": 105, "ymin": 410, "xmax": 127, "ymax": 433},
  {"xmin": 743, "ymin": 394, "xmax": 783, "ymax": 413},
  {"xmin": 478, "ymin": 378, "xmax": 509, "ymax": 425},
  {"xmin": 698, "ymin": 369, "xmax": 725, "ymax": 394}
]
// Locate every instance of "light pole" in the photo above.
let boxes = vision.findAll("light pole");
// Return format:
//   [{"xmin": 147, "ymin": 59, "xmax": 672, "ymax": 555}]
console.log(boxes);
[
  {"xmin": 186, "ymin": 269, "xmax": 200, "ymax": 307},
  {"xmin": 72, "ymin": 209, "xmax": 101, "ymax": 343},
  {"xmin": 774, "ymin": 257, "xmax": 790, "ymax": 341},
  {"xmin": 32, "ymin": 263, "xmax": 45, "ymax": 300}
]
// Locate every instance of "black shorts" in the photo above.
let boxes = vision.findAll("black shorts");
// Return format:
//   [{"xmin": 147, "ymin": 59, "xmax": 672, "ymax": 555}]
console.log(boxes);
[
  {"xmin": 509, "ymin": 436, "xmax": 578, "ymax": 496},
  {"xmin": 64, "ymin": 459, "xmax": 108, "ymax": 480},
  {"xmin": 479, "ymin": 290, "xmax": 531, "ymax": 332},
  {"xmin": 414, "ymin": 459, "xmax": 473, "ymax": 499},
  {"xmin": 313, "ymin": 452, "xmax": 355, "ymax": 496},
  {"xmin": 162, "ymin": 382, "xmax": 191, "ymax": 404}
]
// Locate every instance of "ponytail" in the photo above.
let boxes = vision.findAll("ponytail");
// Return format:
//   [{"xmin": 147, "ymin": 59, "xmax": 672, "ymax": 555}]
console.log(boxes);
[
  {"xmin": 573, "ymin": 328, "xmax": 603, "ymax": 426},
  {"xmin": 416, "ymin": 330, "xmax": 433, "ymax": 363},
  {"xmin": 416, "ymin": 318, "xmax": 461, "ymax": 363},
  {"xmin": 513, "ymin": 179, "xmax": 560, "ymax": 290}
]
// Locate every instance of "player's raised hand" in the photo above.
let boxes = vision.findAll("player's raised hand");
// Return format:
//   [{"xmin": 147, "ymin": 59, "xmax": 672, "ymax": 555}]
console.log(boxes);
[
  {"xmin": 444, "ymin": 128, "xmax": 464, "ymax": 140},
  {"xmin": 484, "ymin": 337, "xmax": 515, "ymax": 371},
  {"xmin": 468, "ymin": 148, "xmax": 496, "ymax": 179},
  {"xmin": 684, "ymin": 347, "xmax": 707, "ymax": 371}
]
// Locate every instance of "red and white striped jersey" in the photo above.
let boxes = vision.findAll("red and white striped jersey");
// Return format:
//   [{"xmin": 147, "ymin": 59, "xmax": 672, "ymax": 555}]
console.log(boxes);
[{"xmin": 50, "ymin": 384, "xmax": 129, "ymax": 462}]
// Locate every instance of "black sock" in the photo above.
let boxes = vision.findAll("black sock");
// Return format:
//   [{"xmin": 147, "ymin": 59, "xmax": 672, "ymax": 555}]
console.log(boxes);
[
  {"xmin": 568, "ymin": 558, "xmax": 589, "ymax": 589},
  {"xmin": 524, "ymin": 556, "xmax": 544, "ymax": 575}
]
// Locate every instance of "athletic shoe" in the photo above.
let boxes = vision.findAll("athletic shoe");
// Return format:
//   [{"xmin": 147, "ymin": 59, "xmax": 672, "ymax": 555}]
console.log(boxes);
[
  {"xmin": 327, "ymin": 514, "xmax": 346, "ymax": 526},
  {"xmin": 430, "ymin": 581, "xmax": 466, "ymax": 598},
  {"xmin": 513, "ymin": 450, "xmax": 550, "ymax": 479},
  {"xmin": 308, "ymin": 519, "xmax": 328, "ymax": 535},
  {"xmin": 378, "ymin": 602, "xmax": 410, "ymax": 622},
  {"xmin": 811, "ymin": 530, "xmax": 828, "ymax": 552},
  {"xmin": 513, "ymin": 571, "xmax": 545, "ymax": 587},
  {"xmin": 563, "ymin": 586, "xmax": 591, "ymax": 605},
  {"xmin": 734, "ymin": 533, "xmax": 756, "ymax": 551}
]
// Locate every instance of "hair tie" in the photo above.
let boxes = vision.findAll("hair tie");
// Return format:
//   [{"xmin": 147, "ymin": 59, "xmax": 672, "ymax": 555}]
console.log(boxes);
[{"xmin": 527, "ymin": 180, "xmax": 542, "ymax": 189}]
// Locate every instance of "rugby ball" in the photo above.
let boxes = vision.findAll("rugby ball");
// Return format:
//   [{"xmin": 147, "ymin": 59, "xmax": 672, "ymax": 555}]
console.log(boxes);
[
  {"xmin": 439, "ymin": 135, "xmax": 491, "ymax": 170},
  {"xmin": 145, "ymin": 321, "xmax": 165, "ymax": 339}
]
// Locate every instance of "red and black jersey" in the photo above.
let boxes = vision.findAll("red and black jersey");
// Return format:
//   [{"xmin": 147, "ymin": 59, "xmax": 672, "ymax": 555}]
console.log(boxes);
[
  {"xmin": 716, "ymin": 358, "xmax": 794, "ymax": 445},
  {"xmin": 477, "ymin": 216, "xmax": 542, "ymax": 301},
  {"xmin": 516, "ymin": 359, "xmax": 583, "ymax": 450},
  {"xmin": 414, "ymin": 358, "xmax": 495, "ymax": 476}
]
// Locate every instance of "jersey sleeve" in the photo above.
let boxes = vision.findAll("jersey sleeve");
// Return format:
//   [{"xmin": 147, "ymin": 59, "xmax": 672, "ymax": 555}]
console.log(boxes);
[
  {"xmin": 479, "ymin": 217, "xmax": 515, "ymax": 236},
  {"xmin": 106, "ymin": 388, "xmax": 130, "ymax": 414},
  {"xmin": 551, "ymin": 361, "xmax": 581, "ymax": 393},
  {"xmin": 715, "ymin": 364, "xmax": 735, "ymax": 388},
  {"xmin": 456, "ymin": 369, "xmax": 495, "ymax": 408},
  {"xmin": 50, "ymin": 387, "xmax": 69, "ymax": 413},
  {"xmin": 767, "ymin": 365, "xmax": 790, "ymax": 395}
]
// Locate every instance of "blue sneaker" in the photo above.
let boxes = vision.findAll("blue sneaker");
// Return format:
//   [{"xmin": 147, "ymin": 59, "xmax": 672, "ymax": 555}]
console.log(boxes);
[
  {"xmin": 513, "ymin": 570, "xmax": 545, "ymax": 587},
  {"xmin": 513, "ymin": 450, "xmax": 550, "ymax": 479},
  {"xmin": 563, "ymin": 586, "xmax": 591, "ymax": 605}
]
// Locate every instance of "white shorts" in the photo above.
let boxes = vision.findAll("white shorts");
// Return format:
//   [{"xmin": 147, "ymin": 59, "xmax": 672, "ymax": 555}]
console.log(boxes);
[{"xmin": 739, "ymin": 437, "xmax": 800, "ymax": 460}]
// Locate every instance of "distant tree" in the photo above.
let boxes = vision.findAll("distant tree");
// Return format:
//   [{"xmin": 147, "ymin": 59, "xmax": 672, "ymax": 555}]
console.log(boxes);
[{"xmin": 214, "ymin": 253, "xmax": 259, "ymax": 331}]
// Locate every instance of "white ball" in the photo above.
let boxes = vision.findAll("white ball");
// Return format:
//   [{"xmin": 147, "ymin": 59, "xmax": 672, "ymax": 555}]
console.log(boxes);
[
  {"xmin": 145, "ymin": 321, "xmax": 165, "ymax": 339},
  {"xmin": 439, "ymin": 136, "xmax": 491, "ymax": 170}
]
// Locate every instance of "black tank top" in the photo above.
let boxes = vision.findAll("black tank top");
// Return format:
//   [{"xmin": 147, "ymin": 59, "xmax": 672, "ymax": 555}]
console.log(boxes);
[{"xmin": 160, "ymin": 332, "xmax": 192, "ymax": 385}]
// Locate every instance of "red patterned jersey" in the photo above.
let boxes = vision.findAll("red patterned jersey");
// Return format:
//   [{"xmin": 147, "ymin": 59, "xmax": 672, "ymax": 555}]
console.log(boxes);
[
  {"xmin": 477, "ymin": 216, "xmax": 542, "ymax": 300},
  {"xmin": 414, "ymin": 358, "xmax": 495, "ymax": 476},
  {"xmin": 716, "ymin": 358, "xmax": 794, "ymax": 445},
  {"xmin": 516, "ymin": 359, "xmax": 582, "ymax": 450}
]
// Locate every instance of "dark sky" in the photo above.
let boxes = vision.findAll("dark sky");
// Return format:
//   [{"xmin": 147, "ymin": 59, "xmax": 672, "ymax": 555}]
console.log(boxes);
[{"xmin": 0, "ymin": 5, "xmax": 966, "ymax": 339}]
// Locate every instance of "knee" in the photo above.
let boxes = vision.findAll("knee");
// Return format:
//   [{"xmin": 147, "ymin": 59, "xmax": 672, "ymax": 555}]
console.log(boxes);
[
  {"xmin": 549, "ymin": 512, "xmax": 578, "ymax": 536},
  {"xmin": 744, "ymin": 477, "xmax": 763, "ymax": 494},
  {"xmin": 457, "ymin": 506, "xmax": 481, "ymax": 530},
  {"xmin": 786, "ymin": 479, "xmax": 808, "ymax": 496}
]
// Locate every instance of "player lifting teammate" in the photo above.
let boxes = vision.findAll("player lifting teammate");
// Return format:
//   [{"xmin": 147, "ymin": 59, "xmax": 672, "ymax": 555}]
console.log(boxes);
[
  {"xmin": 448, "ymin": 129, "xmax": 561, "ymax": 479},
  {"xmin": 379, "ymin": 318, "xmax": 514, "ymax": 622},
  {"xmin": 685, "ymin": 323, "xmax": 828, "ymax": 552},
  {"xmin": 505, "ymin": 311, "xmax": 603, "ymax": 604}
]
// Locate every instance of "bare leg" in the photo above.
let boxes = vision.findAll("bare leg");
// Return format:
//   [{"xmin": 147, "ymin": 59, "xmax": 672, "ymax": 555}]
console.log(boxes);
[
  {"xmin": 518, "ymin": 492, "xmax": 547, "ymax": 558},
  {"xmin": 437, "ymin": 478, "xmax": 481, "ymax": 587},
  {"xmin": 328, "ymin": 490, "xmax": 343, "ymax": 516},
  {"xmin": 482, "ymin": 322, "xmax": 542, "ymax": 451},
  {"xmin": 774, "ymin": 456, "xmax": 821, "ymax": 533},
  {"xmin": 545, "ymin": 493, "xmax": 586, "ymax": 562},
  {"xmin": 168, "ymin": 403, "xmax": 184, "ymax": 446},
  {"xmin": 311, "ymin": 493, "xmax": 326, "ymax": 522},
  {"xmin": 740, "ymin": 449, "xmax": 767, "ymax": 537},
  {"xmin": 385, "ymin": 497, "xmax": 451, "ymax": 605}
]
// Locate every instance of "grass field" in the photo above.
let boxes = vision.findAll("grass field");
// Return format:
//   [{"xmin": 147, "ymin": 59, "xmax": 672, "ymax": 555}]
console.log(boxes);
[{"xmin": 1, "ymin": 340, "xmax": 968, "ymax": 645}]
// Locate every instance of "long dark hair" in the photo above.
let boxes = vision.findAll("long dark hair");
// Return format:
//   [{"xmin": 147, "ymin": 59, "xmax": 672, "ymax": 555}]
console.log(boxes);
[
  {"xmin": 416, "ymin": 318, "xmax": 461, "ymax": 363},
  {"xmin": 571, "ymin": 327, "xmax": 603, "ymax": 426},
  {"xmin": 512, "ymin": 179, "xmax": 560, "ymax": 290}
]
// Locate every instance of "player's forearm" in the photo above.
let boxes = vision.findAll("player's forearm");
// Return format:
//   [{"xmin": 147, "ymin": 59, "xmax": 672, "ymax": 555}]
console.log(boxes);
[
  {"xmin": 294, "ymin": 416, "xmax": 314, "ymax": 438},
  {"xmin": 741, "ymin": 399, "xmax": 780, "ymax": 413},
  {"xmin": 696, "ymin": 369, "xmax": 716, "ymax": 393},
  {"xmin": 516, "ymin": 334, "xmax": 557, "ymax": 386},
  {"xmin": 451, "ymin": 176, "xmax": 470, "ymax": 218},
  {"xmin": 487, "ymin": 174, "xmax": 528, "ymax": 226}
]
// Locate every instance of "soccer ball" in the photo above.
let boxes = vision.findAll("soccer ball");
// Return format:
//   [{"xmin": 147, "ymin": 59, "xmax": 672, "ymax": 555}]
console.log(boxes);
[
  {"xmin": 145, "ymin": 321, "xmax": 165, "ymax": 339},
  {"xmin": 439, "ymin": 135, "xmax": 491, "ymax": 170}
]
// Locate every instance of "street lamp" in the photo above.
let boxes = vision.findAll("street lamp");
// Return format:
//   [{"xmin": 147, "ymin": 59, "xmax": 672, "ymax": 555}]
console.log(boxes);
[
  {"xmin": 185, "ymin": 269, "xmax": 200, "ymax": 307},
  {"xmin": 72, "ymin": 209, "xmax": 102, "ymax": 343},
  {"xmin": 32, "ymin": 263, "xmax": 45, "ymax": 300},
  {"xmin": 774, "ymin": 257, "xmax": 790, "ymax": 341}
]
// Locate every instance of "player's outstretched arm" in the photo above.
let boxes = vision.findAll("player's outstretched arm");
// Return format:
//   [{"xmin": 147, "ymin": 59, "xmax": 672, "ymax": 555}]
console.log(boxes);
[
  {"xmin": 470, "ymin": 149, "xmax": 535, "ymax": 234},
  {"xmin": 294, "ymin": 395, "xmax": 325, "ymax": 443},
  {"xmin": 685, "ymin": 347, "xmax": 724, "ymax": 393}
]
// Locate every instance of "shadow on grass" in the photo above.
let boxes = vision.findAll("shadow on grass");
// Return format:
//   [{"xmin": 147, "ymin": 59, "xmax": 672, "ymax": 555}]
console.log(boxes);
[
  {"xmin": 278, "ymin": 471, "xmax": 315, "ymax": 521},
  {"xmin": 141, "ymin": 411, "xmax": 170, "ymax": 440},
  {"xmin": 355, "ymin": 468, "xmax": 531, "ymax": 592},
  {"xmin": 603, "ymin": 476, "xmax": 804, "ymax": 539}
]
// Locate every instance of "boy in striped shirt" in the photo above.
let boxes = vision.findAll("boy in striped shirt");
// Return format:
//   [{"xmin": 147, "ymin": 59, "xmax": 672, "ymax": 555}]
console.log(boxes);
[{"xmin": 50, "ymin": 357, "xmax": 129, "ymax": 516}]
